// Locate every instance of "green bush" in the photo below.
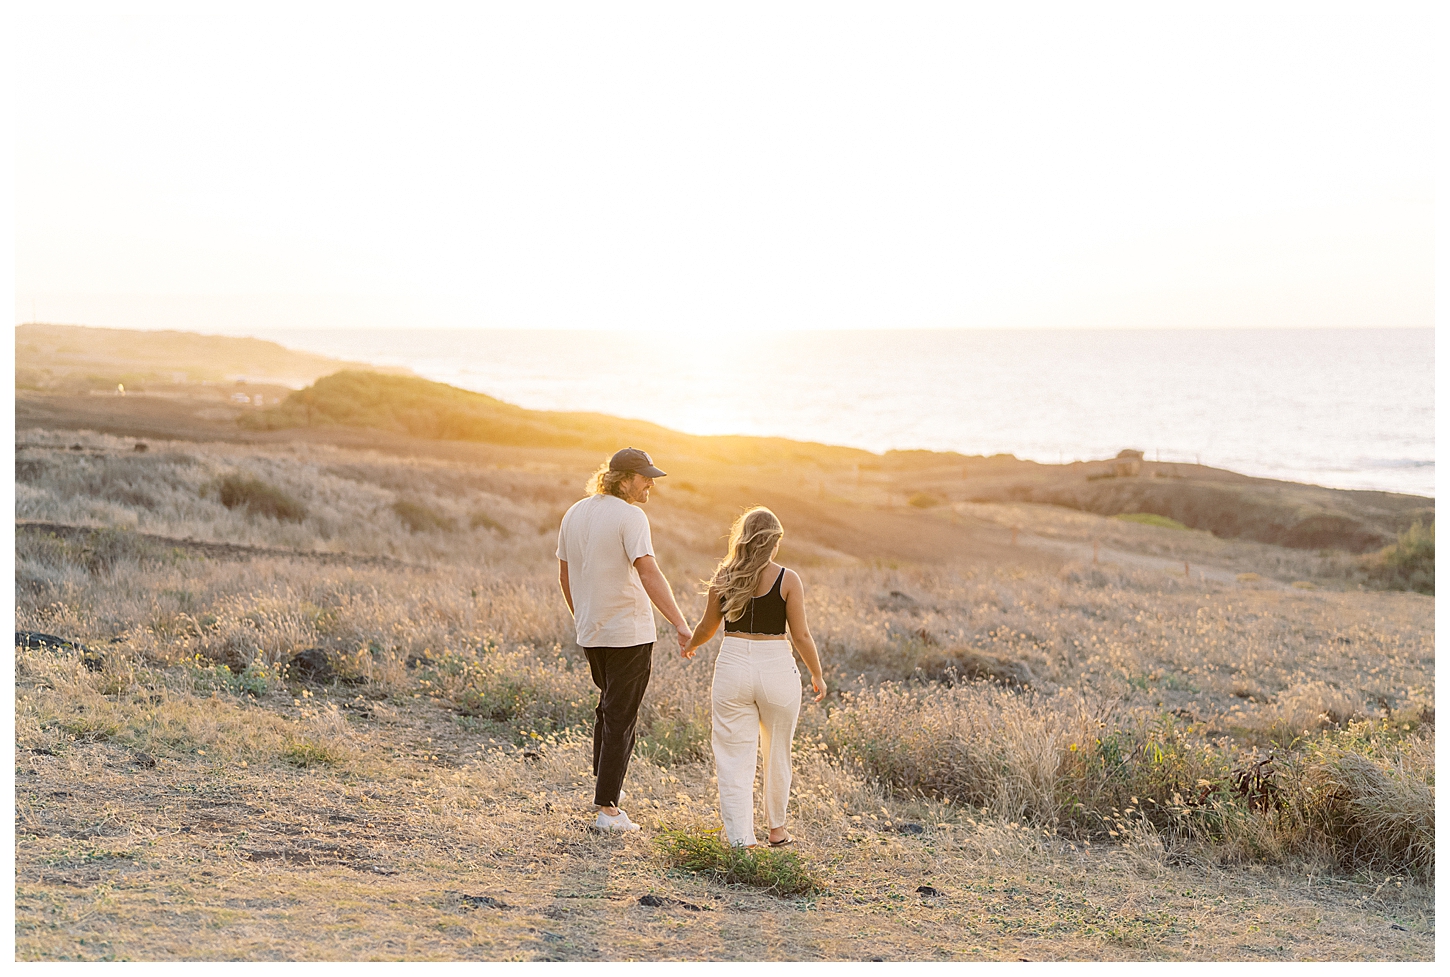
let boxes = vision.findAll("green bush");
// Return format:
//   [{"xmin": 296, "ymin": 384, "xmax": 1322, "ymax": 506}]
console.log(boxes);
[
  {"xmin": 183, "ymin": 655, "xmax": 280, "ymax": 697},
  {"xmin": 216, "ymin": 475, "xmax": 307, "ymax": 522},
  {"xmin": 655, "ymin": 830, "xmax": 824, "ymax": 896},
  {"xmin": 1372, "ymin": 521, "xmax": 1433, "ymax": 594}
]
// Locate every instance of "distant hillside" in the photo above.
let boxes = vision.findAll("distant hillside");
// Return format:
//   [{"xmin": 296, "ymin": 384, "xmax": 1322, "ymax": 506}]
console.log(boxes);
[
  {"xmin": 14, "ymin": 323, "xmax": 412, "ymax": 391},
  {"xmin": 246, "ymin": 369, "xmax": 876, "ymax": 468},
  {"xmin": 243, "ymin": 370, "xmax": 1430, "ymax": 555}
]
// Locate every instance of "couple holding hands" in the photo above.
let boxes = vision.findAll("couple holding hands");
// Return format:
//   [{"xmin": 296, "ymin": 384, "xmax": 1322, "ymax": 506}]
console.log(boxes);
[{"xmin": 556, "ymin": 447, "xmax": 826, "ymax": 847}]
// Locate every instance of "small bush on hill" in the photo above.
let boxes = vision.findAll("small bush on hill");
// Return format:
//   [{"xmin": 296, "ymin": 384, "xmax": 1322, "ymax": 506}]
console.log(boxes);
[
  {"xmin": 392, "ymin": 499, "xmax": 455, "ymax": 533},
  {"xmin": 217, "ymin": 475, "xmax": 307, "ymax": 522},
  {"xmin": 1370, "ymin": 521, "xmax": 1433, "ymax": 594},
  {"xmin": 908, "ymin": 492, "xmax": 944, "ymax": 509},
  {"xmin": 469, "ymin": 511, "xmax": 508, "ymax": 534}
]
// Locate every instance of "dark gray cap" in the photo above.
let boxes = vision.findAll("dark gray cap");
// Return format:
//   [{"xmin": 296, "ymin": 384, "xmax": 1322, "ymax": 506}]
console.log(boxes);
[{"xmin": 609, "ymin": 447, "xmax": 666, "ymax": 478}]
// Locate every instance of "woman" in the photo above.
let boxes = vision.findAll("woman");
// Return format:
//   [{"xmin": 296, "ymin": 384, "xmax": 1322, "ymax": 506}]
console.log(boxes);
[{"xmin": 682, "ymin": 507, "xmax": 826, "ymax": 847}]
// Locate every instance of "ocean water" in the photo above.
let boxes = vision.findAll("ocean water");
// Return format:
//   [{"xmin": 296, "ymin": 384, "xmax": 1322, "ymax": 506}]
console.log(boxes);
[{"xmin": 238, "ymin": 327, "xmax": 1434, "ymax": 497}]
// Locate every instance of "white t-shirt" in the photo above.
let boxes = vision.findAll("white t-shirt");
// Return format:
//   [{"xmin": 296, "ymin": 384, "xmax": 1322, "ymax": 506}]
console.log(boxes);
[{"xmin": 556, "ymin": 493, "xmax": 657, "ymax": 648}]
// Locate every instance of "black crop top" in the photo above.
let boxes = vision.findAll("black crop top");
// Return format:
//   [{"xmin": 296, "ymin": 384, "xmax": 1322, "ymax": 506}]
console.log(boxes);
[{"xmin": 723, "ymin": 567, "xmax": 788, "ymax": 635}]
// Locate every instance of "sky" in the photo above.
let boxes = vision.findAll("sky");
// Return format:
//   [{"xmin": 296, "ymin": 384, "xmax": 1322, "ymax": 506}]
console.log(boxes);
[{"xmin": 12, "ymin": 3, "xmax": 1437, "ymax": 333}]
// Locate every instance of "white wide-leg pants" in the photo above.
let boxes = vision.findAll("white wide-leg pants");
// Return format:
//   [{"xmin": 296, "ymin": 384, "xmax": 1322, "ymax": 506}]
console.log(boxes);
[{"xmin": 711, "ymin": 636, "xmax": 802, "ymax": 847}]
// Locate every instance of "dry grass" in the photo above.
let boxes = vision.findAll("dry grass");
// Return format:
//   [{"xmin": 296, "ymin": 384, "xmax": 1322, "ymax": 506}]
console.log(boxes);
[{"xmin": 12, "ymin": 430, "xmax": 1435, "ymax": 960}]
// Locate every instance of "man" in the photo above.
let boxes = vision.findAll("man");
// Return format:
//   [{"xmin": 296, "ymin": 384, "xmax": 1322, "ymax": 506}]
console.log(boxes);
[{"xmin": 557, "ymin": 447, "xmax": 692, "ymax": 832}]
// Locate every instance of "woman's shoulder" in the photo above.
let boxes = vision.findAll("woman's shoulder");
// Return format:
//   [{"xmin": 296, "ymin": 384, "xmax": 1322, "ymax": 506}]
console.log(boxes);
[{"xmin": 778, "ymin": 565, "xmax": 804, "ymax": 592}]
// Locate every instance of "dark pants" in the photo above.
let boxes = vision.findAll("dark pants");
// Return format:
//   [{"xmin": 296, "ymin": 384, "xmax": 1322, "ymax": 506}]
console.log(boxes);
[{"xmin": 582, "ymin": 642, "xmax": 653, "ymax": 808}]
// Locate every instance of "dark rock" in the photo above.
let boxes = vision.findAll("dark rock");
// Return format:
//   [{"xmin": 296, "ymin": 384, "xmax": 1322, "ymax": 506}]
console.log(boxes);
[
  {"xmin": 894, "ymin": 822, "xmax": 925, "ymax": 835},
  {"xmin": 16, "ymin": 631, "xmax": 81, "ymax": 651},
  {"xmin": 289, "ymin": 647, "xmax": 334, "ymax": 683},
  {"xmin": 70, "ymin": 444, "xmax": 83, "ymax": 451},
  {"xmin": 916, "ymin": 885, "xmax": 941, "ymax": 897},
  {"xmin": 462, "ymin": 894, "xmax": 511, "ymax": 909},
  {"xmin": 134, "ymin": 443, "xmax": 149, "ymax": 453},
  {"xmin": 638, "ymin": 894, "xmax": 708, "ymax": 911},
  {"xmin": 131, "ymin": 751, "xmax": 157, "ymax": 768},
  {"xmin": 16, "ymin": 631, "xmax": 102, "ymax": 670}
]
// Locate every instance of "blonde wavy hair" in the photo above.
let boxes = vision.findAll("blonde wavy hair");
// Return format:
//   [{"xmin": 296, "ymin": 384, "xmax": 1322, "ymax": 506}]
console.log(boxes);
[
  {"xmin": 709, "ymin": 507, "xmax": 785, "ymax": 622},
  {"xmin": 585, "ymin": 462, "xmax": 636, "ymax": 499}
]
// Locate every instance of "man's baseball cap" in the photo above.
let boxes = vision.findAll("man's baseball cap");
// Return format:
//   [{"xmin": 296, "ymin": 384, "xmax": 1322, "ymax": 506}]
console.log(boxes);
[{"xmin": 608, "ymin": 447, "xmax": 666, "ymax": 478}]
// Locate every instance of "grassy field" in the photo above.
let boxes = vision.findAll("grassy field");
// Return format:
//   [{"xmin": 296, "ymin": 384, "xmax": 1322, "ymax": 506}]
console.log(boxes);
[{"xmin": 12, "ymin": 390, "xmax": 1435, "ymax": 960}]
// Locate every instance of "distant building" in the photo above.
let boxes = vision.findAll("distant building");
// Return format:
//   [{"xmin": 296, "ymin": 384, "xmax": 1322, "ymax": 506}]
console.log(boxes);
[{"xmin": 1114, "ymin": 448, "xmax": 1143, "ymax": 478}]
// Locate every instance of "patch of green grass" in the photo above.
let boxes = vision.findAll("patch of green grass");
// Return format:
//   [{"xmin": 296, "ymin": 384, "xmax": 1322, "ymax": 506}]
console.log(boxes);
[
  {"xmin": 281, "ymin": 738, "xmax": 343, "ymax": 767},
  {"xmin": 655, "ymin": 829, "xmax": 824, "ymax": 896},
  {"xmin": 908, "ymin": 492, "xmax": 944, "ymax": 509},
  {"xmin": 55, "ymin": 715, "xmax": 123, "ymax": 742},
  {"xmin": 183, "ymin": 656, "xmax": 279, "ymax": 697},
  {"xmin": 1115, "ymin": 512, "xmax": 1190, "ymax": 531}
]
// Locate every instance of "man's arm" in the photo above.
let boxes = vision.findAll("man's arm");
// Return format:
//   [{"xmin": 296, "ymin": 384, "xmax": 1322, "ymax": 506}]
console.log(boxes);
[
  {"xmin": 558, "ymin": 559, "xmax": 574, "ymax": 616},
  {"xmin": 633, "ymin": 555, "xmax": 692, "ymax": 648}
]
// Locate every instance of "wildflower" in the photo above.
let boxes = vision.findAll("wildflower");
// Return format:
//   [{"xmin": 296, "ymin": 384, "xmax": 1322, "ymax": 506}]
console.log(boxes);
[{"xmin": 1069, "ymin": 743, "xmax": 1078, "ymax": 752}]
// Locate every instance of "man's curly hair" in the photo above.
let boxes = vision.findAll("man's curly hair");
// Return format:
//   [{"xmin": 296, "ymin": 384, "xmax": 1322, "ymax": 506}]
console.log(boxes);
[{"xmin": 585, "ymin": 462, "xmax": 637, "ymax": 499}]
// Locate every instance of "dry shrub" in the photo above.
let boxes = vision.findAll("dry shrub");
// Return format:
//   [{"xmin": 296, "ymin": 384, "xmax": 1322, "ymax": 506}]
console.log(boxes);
[
  {"xmin": 412, "ymin": 644, "xmax": 595, "ymax": 739},
  {"xmin": 1292, "ymin": 725, "xmax": 1435, "ymax": 876},
  {"xmin": 217, "ymin": 474, "xmax": 307, "ymax": 522},
  {"xmin": 820, "ymin": 682, "xmax": 1102, "ymax": 823},
  {"xmin": 392, "ymin": 498, "xmax": 455, "ymax": 533}
]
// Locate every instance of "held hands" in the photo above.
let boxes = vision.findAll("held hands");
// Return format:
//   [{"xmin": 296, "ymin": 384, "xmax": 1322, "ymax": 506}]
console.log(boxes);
[{"xmin": 675, "ymin": 622, "xmax": 695, "ymax": 658}]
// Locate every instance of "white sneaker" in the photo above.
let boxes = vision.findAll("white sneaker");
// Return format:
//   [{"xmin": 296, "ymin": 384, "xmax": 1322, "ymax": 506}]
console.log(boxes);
[{"xmin": 594, "ymin": 808, "xmax": 641, "ymax": 832}]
